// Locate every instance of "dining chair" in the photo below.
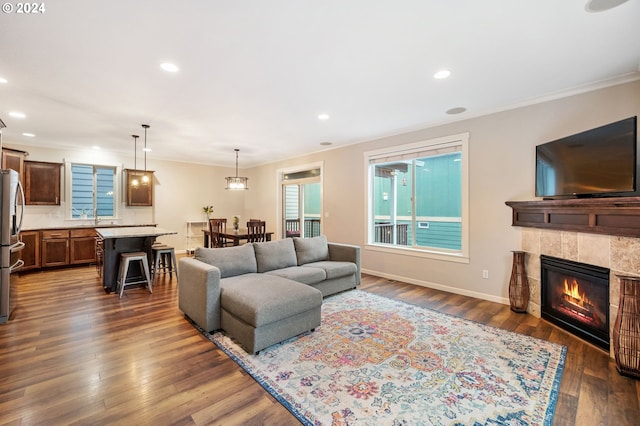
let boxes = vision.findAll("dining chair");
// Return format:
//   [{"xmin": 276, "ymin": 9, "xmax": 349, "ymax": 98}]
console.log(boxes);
[
  {"xmin": 209, "ymin": 218, "xmax": 230, "ymax": 248},
  {"xmin": 247, "ymin": 220, "xmax": 267, "ymax": 243}
]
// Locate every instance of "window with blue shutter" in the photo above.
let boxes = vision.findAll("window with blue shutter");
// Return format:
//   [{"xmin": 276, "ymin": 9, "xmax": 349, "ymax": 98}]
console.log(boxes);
[{"xmin": 71, "ymin": 164, "xmax": 115, "ymax": 218}]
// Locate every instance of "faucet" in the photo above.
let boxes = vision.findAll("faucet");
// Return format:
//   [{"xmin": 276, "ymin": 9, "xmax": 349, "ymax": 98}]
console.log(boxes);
[{"xmin": 95, "ymin": 216, "xmax": 101, "ymax": 226}]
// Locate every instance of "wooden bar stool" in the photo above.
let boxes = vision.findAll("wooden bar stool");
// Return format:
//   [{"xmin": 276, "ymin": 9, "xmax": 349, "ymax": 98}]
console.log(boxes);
[
  {"xmin": 117, "ymin": 252, "xmax": 152, "ymax": 298},
  {"xmin": 152, "ymin": 245, "xmax": 178, "ymax": 281}
]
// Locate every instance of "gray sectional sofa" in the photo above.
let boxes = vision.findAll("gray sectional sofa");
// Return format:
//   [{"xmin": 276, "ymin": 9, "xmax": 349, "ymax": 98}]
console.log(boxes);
[{"xmin": 178, "ymin": 235, "xmax": 360, "ymax": 353}]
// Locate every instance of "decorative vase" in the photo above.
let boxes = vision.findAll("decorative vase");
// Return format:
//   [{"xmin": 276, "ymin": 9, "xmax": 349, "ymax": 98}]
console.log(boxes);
[
  {"xmin": 613, "ymin": 275, "xmax": 640, "ymax": 378},
  {"xmin": 509, "ymin": 251, "xmax": 530, "ymax": 313}
]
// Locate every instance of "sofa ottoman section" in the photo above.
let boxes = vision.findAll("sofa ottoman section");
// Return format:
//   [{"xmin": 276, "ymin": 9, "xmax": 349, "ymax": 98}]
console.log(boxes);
[{"xmin": 220, "ymin": 274, "xmax": 322, "ymax": 354}]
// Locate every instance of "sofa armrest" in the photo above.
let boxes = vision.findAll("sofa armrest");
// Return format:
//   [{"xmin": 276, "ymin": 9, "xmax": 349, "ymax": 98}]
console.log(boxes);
[
  {"xmin": 328, "ymin": 243, "xmax": 361, "ymax": 285},
  {"xmin": 178, "ymin": 257, "xmax": 222, "ymax": 332}
]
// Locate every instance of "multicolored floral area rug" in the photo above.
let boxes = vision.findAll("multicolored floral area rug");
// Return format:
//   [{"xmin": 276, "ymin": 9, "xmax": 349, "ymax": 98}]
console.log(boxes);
[{"xmin": 200, "ymin": 290, "xmax": 566, "ymax": 425}]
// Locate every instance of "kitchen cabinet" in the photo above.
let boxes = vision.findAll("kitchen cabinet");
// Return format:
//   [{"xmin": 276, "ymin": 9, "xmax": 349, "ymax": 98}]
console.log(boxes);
[
  {"xmin": 20, "ymin": 230, "xmax": 40, "ymax": 270},
  {"xmin": 25, "ymin": 161, "xmax": 62, "ymax": 205},
  {"xmin": 125, "ymin": 169, "xmax": 153, "ymax": 206},
  {"xmin": 19, "ymin": 226, "xmax": 151, "ymax": 272},
  {"xmin": 70, "ymin": 228, "xmax": 97, "ymax": 264},
  {"xmin": 40, "ymin": 228, "xmax": 97, "ymax": 267},
  {"xmin": 1, "ymin": 147, "xmax": 28, "ymax": 186},
  {"xmin": 41, "ymin": 229, "xmax": 70, "ymax": 267}
]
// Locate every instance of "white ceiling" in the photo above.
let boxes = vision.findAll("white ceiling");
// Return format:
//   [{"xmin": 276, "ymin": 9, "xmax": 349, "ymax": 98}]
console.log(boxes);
[{"xmin": 1, "ymin": 0, "xmax": 639, "ymax": 168}]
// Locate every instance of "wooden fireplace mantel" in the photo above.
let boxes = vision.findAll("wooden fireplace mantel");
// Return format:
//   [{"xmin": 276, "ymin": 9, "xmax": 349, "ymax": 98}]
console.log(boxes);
[{"xmin": 505, "ymin": 197, "xmax": 640, "ymax": 238}]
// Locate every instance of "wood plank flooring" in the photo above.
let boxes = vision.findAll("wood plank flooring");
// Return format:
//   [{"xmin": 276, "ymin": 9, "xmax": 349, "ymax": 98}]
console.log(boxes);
[{"xmin": 1, "ymin": 261, "xmax": 639, "ymax": 425}]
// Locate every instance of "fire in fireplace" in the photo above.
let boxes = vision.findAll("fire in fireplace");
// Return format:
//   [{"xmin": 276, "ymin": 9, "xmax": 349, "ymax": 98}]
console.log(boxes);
[{"xmin": 540, "ymin": 255, "xmax": 610, "ymax": 351}]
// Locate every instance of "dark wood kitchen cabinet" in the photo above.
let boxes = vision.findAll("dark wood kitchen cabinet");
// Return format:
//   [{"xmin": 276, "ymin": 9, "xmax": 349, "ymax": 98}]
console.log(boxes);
[
  {"xmin": 25, "ymin": 160, "xmax": 62, "ymax": 205},
  {"xmin": 41, "ymin": 229, "xmax": 70, "ymax": 267},
  {"xmin": 70, "ymin": 228, "xmax": 97, "ymax": 264},
  {"xmin": 40, "ymin": 228, "xmax": 97, "ymax": 267},
  {"xmin": 1, "ymin": 147, "xmax": 27, "ymax": 179},
  {"xmin": 20, "ymin": 230, "xmax": 40, "ymax": 270},
  {"xmin": 125, "ymin": 169, "xmax": 154, "ymax": 206}
]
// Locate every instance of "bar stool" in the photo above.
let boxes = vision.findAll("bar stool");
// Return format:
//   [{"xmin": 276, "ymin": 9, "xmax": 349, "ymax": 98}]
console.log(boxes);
[
  {"xmin": 117, "ymin": 251, "xmax": 152, "ymax": 298},
  {"xmin": 152, "ymin": 245, "xmax": 178, "ymax": 281}
]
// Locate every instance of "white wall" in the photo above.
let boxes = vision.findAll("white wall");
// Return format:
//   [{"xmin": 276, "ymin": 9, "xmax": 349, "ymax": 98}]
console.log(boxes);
[
  {"xmin": 247, "ymin": 80, "xmax": 640, "ymax": 304},
  {"xmin": 6, "ymin": 79, "xmax": 640, "ymax": 305}
]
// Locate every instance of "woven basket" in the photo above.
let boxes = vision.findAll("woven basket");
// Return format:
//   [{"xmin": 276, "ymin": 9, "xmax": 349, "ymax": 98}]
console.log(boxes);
[{"xmin": 613, "ymin": 275, "xmax": 640, "ymax": 379}]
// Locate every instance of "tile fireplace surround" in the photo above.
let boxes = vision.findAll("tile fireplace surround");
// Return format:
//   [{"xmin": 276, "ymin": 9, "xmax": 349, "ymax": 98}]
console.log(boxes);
[{"xmin": 520, "ymin": 228, "xmax": 639, "ymax": 357}]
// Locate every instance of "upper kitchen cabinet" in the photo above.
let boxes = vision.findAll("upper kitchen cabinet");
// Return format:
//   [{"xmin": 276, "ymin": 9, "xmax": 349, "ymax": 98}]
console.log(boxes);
[
  {"xmin": 125, "ymin": 169, "xmax": 154, "ymax": 206},
  {"xmin": 25, "ymin": 160, "xmax": 63, "ymax": 205},
  {"xmin": 1, "ymin": 147, "xmax": 28, "ymax": 180}
]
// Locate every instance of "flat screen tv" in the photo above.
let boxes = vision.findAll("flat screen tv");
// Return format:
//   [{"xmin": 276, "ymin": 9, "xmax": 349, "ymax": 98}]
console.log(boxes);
[{"xmin": 535, "ymin": 116, "xmax": 638, "ymax": 199}]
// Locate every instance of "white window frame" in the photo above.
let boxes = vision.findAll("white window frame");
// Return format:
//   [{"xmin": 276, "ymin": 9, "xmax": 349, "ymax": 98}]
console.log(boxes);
[
  {"xmin": 65, "ymin": 161, "xmax": 121, "ymax": 220},
  {"xmin": 364, "ymin": 133, "xmax": 469, "ymax": 264}
]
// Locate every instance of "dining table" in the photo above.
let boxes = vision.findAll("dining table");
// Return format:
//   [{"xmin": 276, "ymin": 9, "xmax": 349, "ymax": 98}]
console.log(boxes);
[
  {"xmin": 203, "ymin": 228, "xmax": 274, "ymax": 247},
  {"xmin": 96, "ymin": 226, "xmax": 177, "ymax": 293}
]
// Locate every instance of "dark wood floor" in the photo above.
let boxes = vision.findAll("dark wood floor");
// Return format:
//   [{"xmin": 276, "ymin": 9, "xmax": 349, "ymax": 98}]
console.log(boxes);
[{"xmin": 1, "ymin": 260, "xmax": 639, "ymax": 425}]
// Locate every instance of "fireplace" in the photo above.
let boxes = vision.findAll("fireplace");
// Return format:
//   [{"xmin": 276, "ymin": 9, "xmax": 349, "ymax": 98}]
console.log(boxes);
[{"xmin": 540, "ymin": 255, "xmax": 610, "ymax": 351}]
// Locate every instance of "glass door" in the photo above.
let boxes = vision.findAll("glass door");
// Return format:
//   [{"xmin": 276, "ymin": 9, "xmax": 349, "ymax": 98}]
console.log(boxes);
[{"xmin": 281, "ymin": 168, "xmax": 321, "ymax": 239}]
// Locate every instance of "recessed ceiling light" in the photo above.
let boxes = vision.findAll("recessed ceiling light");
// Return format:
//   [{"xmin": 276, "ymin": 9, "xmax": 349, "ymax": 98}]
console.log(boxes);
[
  {"xmin": 585, "ymin": 0, "xmax": 630, "ymax": 12},
  {"xmin": 320, "ymin": 141, "xmax": 332, "ymax": 146},
  {"xmin": 22, "ymin": 132, "xmax": 35, "ymax": 137},
  {"xmin": 160, "ymin": 62, "xmax": 179, "ymax": 73},
  {"xmin": 446, "ymin": 107, "xmax": 467, "ymax": 115},
  {"xmin": 318, "ymin": 113, "xmax": 330, "ymax": 121},
  {"xmin": 9, "ymin": 111, "xmax": 26, "ymax": 119},
  {"xmin": 0, "ymin": 77, "xmax": 7, "ymax": 84},
  {"xmin": 92, "ymin": 146, "xmax": 100, "ymax": 150},
  {"xmin": 434, "ymin": 69, "xmax": 451, "ymax": 79}
]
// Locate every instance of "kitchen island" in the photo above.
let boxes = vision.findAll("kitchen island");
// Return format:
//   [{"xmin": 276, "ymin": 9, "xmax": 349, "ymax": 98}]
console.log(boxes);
[{"xmin": 96, "ymin": 226, "xmax": 177, "ymax": 293}]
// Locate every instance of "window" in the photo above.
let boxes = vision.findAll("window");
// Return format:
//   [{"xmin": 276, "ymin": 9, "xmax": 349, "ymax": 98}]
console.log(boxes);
[
  {"xmin": 69, "ymin": 163, "xmax": 117, "ymax": 219},
  {"xmin": 365, "ymin": 133, "xmax": 469, "ymax": 262}
]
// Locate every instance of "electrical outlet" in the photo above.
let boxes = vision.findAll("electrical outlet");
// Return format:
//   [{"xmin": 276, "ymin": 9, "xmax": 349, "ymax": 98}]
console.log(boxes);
[{"xmin": 482, "ymin": 269, "xmax": 489, "ymax": 279}]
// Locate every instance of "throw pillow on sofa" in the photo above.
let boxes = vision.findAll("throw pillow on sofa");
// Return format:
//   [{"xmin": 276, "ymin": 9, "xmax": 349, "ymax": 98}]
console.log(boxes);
[
  {"xmin": 194, "ymin": 244, "xmax": 257, "ymax": 278},
  {"xmin": 253, "ymin": 238, "xmax": 298, "ymax": 273},
  {"xmin": 293, "ymin": 235, "xmax": 329, "ymax": 265}
]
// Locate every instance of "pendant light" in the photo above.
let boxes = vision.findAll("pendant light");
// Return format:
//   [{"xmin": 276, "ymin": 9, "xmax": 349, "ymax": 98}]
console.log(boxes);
[
  {"xmin": 0, "ymin": 118, "xmax": 5, "ymax": 152},
  {"xmin": 225, "ymin": 149, "xmax": 249, "ymax": 190},
  {"xmin": 141, "ymin": 124, "xmax": 150, "ymax": 185},
  {"xmin": 130, "ymin": 134, "xmax": 140, "ymax": 188}
]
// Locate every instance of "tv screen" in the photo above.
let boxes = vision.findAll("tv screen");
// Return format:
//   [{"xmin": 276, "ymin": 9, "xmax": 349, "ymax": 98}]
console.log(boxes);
[{"xmin": 535, "ymin": 116, "xmax": 638, "ymax": 198}]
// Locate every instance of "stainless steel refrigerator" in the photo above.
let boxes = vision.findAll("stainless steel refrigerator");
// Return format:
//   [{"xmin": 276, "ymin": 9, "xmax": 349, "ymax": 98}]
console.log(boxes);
[{"xmin": 1, "ymin": 121, "xmax": 25, "ymax": 323}]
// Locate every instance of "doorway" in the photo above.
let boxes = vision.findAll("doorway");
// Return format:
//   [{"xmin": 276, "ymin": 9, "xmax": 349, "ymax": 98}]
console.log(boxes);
[{"xmin": 281, "ymin": 167, "xmax": 322, "ymax": 239}]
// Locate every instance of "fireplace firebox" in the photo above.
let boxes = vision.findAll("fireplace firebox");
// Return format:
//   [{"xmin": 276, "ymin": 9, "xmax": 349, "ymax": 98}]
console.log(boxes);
[{"xmin": 540, "ymin": 255, "xmax": 610, "ymax": 351}]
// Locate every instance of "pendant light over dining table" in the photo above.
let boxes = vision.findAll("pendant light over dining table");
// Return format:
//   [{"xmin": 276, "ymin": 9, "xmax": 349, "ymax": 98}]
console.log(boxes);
[{"xmin": 225, "ymin": 148, "xmax": 249, "ymax": 190}]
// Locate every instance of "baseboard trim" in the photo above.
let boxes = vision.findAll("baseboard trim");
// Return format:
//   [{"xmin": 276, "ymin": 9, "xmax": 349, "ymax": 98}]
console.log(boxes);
[{"xmin": 360, "ymin": 268, "xmax": 510, "ymax": 306}]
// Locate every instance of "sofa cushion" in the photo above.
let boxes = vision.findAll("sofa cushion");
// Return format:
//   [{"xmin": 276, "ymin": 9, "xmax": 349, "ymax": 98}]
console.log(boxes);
[
  {"xmin": 294, "ymin": 235, "xmax": 329, "ymax": 265},
  {"xmin": 303, "ymin": 261, "xmax": 357, "ymax": 280},
  {"xmin": 220, "ymin": 274, "xmax": 322, "ymax": 327},
  {"xmin": 266, "ymin": 266, "xmax": 326, "ymax": 285},
  {"xmin": 253, "ymin": 238, "xmax": 298, "ymax": 273},
  {"xmin": 195, "ymin": 245, "xmax": 257, "ymax": 278}
]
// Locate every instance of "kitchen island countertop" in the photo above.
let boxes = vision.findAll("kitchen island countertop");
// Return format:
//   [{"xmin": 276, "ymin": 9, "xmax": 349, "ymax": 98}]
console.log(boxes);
[
  {"xmin": 23, "ymin": 223, "xmax": 157, "ymax": 231},
  {"xmin": 97, "ymin": 226, "xmax": 176, "ymax": 239}
]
